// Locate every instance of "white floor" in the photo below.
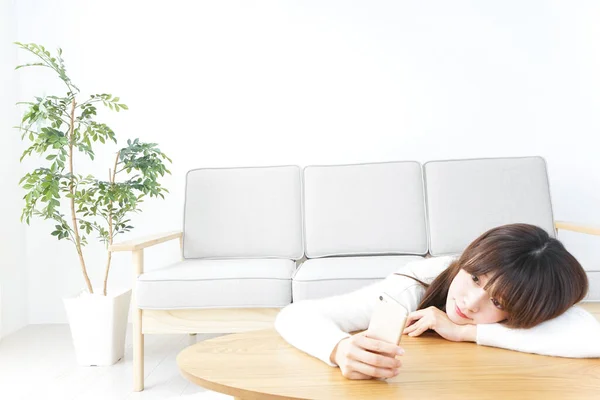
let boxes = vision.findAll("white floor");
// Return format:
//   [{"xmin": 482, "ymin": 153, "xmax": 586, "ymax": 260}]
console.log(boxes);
[{"xmin": 0, "ymin": 324, "xmax": 234, "ymax": 400}]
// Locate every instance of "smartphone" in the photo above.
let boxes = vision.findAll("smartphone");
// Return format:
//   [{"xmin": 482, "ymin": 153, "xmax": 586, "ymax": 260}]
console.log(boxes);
[{"xmin": 366, "ymin": 292, "xmax": 408, "ymax": 346}]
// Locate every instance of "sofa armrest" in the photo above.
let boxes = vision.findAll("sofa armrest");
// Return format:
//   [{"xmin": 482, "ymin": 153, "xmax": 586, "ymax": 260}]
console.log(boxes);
[
  {"xmin": 555, "ymin": 221, "xmax": 600, "ymax": 236},
  {"xmin": 109, "ymin": 231, "xmax": 183, "ymax": 252},
  {"xmin": 579, "ymin": 303, "xmax": 600, "ymax": 322}
]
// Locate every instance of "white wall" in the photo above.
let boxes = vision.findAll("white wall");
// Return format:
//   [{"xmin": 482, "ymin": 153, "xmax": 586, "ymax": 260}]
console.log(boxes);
[
  {"xmin": 0, "ymin": 0, "xmax": 28, "ymax": 337},
  {"xmin": 12, "ymin": 0, "xmax": 600, "ymax": 323}
]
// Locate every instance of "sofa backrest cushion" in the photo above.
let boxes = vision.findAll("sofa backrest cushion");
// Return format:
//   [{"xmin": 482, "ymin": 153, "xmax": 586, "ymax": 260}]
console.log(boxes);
[
  {"xmin": 303, "ymin": 161, "xmax": 428, "ymax": 258},
  {"xmin": 183, "ymin": 165, "xmax": 304, "ymax": 260},
  {"xmin": 424, "ymin": 156, "xmax": 556, "ymax": 256}
]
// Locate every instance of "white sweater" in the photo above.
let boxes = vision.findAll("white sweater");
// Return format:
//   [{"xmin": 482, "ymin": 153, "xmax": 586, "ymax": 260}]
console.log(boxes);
[{"xmin": 275, "ymin": 256, "xmax": 600, "ymax": 366}]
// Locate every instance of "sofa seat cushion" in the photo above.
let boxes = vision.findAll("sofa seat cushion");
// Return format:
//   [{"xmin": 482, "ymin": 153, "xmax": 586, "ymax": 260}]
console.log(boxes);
[
  {"xmin": 136, "ymin": 259, "xmax": 295, "ymax": 309},
  {"xmin": 292, "ymin": 255, "xmax": 425, "ymax": 301}
]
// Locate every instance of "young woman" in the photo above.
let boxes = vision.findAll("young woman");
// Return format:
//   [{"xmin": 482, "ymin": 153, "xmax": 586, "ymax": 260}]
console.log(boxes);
[{"xmin": 275, "ymin": 223, "xmax": 600, "ymax": 380}]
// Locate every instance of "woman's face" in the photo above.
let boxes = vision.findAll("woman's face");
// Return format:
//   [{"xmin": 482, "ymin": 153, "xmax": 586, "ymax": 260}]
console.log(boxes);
[{"xmin": 445, "ymin": 269, "xmax": 509, "ymax": 325}]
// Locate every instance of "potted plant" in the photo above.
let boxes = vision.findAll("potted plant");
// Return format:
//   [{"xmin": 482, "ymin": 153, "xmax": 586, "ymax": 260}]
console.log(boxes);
[{"xmin": 14, "ymin": 42, "xmax": 172, "ymax": 366}]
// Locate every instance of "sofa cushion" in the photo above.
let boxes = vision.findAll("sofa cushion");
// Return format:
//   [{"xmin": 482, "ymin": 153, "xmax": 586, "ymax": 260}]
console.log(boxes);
[
  {"xmin": 292, "ymin": 255, "xmax": 425, "ymax": 301},
  {"xmin": 136, "ymin": 259, "xmax": 295, "ymax": 309},
  {"xmin": 303, "ymin": 161, "xmax": 428, "ymax": 258},
  {"xmin": 183, "ymin": 165, "xmax": 304, "ymax": 260},
  {"xmin": 424, "ymin": 156, "xmax": 556, "ymax": 256}
]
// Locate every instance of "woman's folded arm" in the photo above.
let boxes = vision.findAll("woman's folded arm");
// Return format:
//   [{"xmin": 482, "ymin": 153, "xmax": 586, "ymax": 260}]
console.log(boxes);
[{"xmin": 476, "ymin": 306, "xmax": 600, "ymax": 358}]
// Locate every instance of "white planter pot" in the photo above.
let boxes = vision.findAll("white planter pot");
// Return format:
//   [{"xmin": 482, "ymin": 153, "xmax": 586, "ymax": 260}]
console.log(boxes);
[{"xmin": 63, "ymin": 287, "xmax": 132, "ymax": 366}]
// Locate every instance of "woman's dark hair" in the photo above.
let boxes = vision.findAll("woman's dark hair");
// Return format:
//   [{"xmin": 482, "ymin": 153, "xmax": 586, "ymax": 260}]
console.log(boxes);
[{"xmin": 399, "ymin": 223, "xmax": 588, "ymax": 329}]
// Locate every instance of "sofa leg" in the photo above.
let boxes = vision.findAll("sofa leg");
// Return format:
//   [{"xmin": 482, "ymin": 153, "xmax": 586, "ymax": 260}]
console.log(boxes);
[
  {"xmin": 133, "ymin": 307, "xmax": 144, "ymax": 391},
  {"xmin": 188, "ymin": 333, "xmax": 197, "ymax": 345},
  {"xmin": 132, "ymin": 249, "xmax": 145, "ymax": 392}
]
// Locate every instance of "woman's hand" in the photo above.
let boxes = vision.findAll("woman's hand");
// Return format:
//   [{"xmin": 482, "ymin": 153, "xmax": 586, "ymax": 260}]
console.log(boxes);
[
  {"xmin": 330, "ymin": 331, "xmax": 404, "ymax": 380},
  {"xmin": 403, "ymin": 306, "xmax": 475, "ymax": 342}
]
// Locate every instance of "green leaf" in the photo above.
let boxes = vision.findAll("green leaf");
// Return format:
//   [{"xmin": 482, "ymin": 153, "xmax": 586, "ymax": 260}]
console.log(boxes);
[{"xmin": 15, "ymin": 62, "xmax": 46, "ymax": 70}]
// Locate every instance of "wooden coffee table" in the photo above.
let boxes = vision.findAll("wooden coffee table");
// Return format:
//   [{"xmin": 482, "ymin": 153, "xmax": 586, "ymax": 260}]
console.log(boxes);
[{"xmin": 177, "ymin": 304, "xmax": 600, "ymax": 399}]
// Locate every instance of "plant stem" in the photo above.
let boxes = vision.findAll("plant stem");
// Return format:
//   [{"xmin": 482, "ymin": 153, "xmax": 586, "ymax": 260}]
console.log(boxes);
[
  {"xmin": 102, "ymin": 151, "xmax": 120, "ymax": 296},
  {"xmin": 69, "ymin": 98, "xmax": 94, "ymax": 294}
]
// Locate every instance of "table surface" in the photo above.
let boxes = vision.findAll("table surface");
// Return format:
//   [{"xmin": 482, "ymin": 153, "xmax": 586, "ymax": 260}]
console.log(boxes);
[{"xmin": 177, "ymin": 304, "xmax": 600, "ymax": 400}]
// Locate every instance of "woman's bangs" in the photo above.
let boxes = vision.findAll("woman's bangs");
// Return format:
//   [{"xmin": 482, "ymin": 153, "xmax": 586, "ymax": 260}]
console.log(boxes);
[
  {"xmin": 460, "ymin": 253, "xmax": 502, "ymax": 277},
  {"xmin": 461, "ymin": 256, "xmax": 530, "ymax": 314},
  {"xmin": 483, "ymin": 272, "xmax": 516, "ymax": 311},
  {"xmin": 484, "ymin": 267, "xmax": 539, "ymax": 320}
]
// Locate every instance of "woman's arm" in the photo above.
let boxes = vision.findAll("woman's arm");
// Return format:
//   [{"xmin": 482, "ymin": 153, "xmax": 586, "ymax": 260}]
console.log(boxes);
[
  {"xmin": 476, "ymin": 306, "xmax": 600, "ymax": 358},
  {"xmin": 274, "ymin": 274, "xmax": 421, "ymax": 366},
  {"xmin": 275, "ymin": 256, "xmax": 455, "ymax": 366}
]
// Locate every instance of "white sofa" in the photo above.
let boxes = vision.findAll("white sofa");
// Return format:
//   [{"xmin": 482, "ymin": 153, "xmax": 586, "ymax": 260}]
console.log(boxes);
[{"xmin": 110, "ymin": 156, "xmax": 600, "ymax": 391}]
